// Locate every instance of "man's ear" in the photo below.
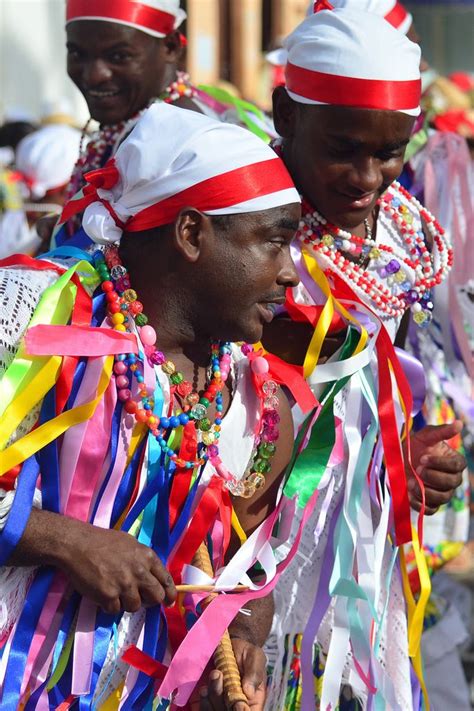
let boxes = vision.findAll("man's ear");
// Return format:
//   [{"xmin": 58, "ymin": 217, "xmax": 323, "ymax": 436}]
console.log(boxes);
[
  {"xmin": 162, "ymin": 30, "xmax": 184, "ymax": 63},
  {"xmin": 272, "ymin": 86, "xmax": 298, "ymax": 140},
  {"xmin": 174, "ymin": 209, "xmax": 212, "ymax": 263}
]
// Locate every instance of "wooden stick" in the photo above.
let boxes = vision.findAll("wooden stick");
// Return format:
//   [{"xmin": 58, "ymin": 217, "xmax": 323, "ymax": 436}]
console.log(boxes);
[
  {"xmin": 176, "ymin": 584, "xmax": 249, "ymax": 593},
  {"xmin": 193, "ymin": 542, "xmax": 250, "ymax": 711}
]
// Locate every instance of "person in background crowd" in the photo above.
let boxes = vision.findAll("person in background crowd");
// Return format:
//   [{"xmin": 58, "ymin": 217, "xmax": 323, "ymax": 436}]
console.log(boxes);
[{"xmin": 0, "ymin": 124, "xmax": 81, "ymax": 259}]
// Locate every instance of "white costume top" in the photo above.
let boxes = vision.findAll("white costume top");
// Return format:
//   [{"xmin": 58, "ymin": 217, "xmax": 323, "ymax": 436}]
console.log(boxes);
[{"xmin": 265, "ymin": 186, "xmax": 426, "ymax": 710}]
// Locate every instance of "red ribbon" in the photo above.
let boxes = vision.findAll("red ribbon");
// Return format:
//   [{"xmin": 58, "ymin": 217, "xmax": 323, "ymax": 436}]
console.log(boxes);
[
  {"xmin": 60, "ymin": 156, "xmax": 295, "ymax": 235},
  {"xmin": 330, "ymin": 273, "xmax": 424, "ymax": 545},
  {"xmin": 385, "ymin": 2, "xmax": 410, "ymax": 30},
  {"xmin": 169, "ymin": 422, "xmax": 198, "ymax": 530},
  {"xmin": 286, "ymin": 63, "xmax": 421, "ymax": 112},
  {"xmin": 264, "ymin": 353, "xmax": 316, "ymax": 415},
  {"xmin": 60, "ymin": 159, "xmax": 121, "ymax": 223},
  {"xmin": 313, "ymin": 0, "xmax": 334, "ymax": 12},
  {"xmin": 168, "ymin": 477, "xmax": 226, "ymax": 584},
  {"xmin": 66, "ymin": 0, "xmax": 176, "ymax": 36},
  {"xmin": 285, "ymin": 286, "xmax": 345, "ymax": 332},
  {"xmin": 121, "ymin": 646, "xmax": 168, "ymax": 680},
  {"xmin": 124, "ymin": 158, "xmax": 296, "ymax": 232}
]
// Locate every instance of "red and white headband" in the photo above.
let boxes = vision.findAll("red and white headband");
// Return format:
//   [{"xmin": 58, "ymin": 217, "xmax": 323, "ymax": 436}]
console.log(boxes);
[
  {"xmin": 61, "ymin": 103, "xmax": 299, "ymax": 244},
  {"xmin": 66, "ymin": 0, "xmax": 186, "ymax": 38},
  {"xmin": 285, "ymin": 7, "xmax": 421, "ymax": 115}
]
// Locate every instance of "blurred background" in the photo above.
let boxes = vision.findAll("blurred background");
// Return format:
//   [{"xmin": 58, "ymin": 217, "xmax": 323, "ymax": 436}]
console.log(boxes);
[{"xmin": 1, "ymin": 0, "xmax": 473, "ymax": 123}]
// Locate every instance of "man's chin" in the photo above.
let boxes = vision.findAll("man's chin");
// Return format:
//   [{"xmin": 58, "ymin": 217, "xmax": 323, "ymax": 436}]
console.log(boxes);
[
  {"xmin": 330, "ymin": 204, "xmax": 376, "ymax": 231},
  {"xmin": 220, "ymin": 321, "xmax": 263, "ymax": 348},
  {"xmin": 86, "ymin": 100, "xmax": 131, "ymax": 126}
]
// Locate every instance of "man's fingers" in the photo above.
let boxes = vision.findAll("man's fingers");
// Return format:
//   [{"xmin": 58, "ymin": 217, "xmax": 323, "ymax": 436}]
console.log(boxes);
[
  {"xmin": 414, "ymin": 421, "xmax": 463, "ymax": 448},
  {"xmin": 419, "ymin": 466, "xmax": 464, "ymax": 491},
  {"xmin": 138, "ymin": 571, "xmax": 167, "ymax": 607},
  {"xmin": 101, "ymin": 595, "xmax": 121, "ymax": 615},
  {"xmin": 120, "ymin": 586, "xmax": 142, "ymax": 613},
  {"xmin": 149, "ymin": 557, "xmax": 177, "ymax": 605},
  {"xmin": 203, "ymin": 670, "xmax": 224, "ymax": 710},
  {"xmin": 199, "ymin": 685, "xmax": 212, "ymax": 711},
  {"xmin": 419, "ymin": 454, "xmax": 466, "ymax": 475},
  {"xmin": 409, "ymin": 485, "xmax": 453, "ymax": 510},
  {"xmin": 240, "ymin": 651, "xmax": 266, "ymax": 700}
]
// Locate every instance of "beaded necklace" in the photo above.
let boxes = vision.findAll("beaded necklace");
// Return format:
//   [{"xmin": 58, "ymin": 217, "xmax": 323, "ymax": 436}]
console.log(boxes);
[
  {"xmin": 66, "ymin": 72, "xmax": 197, "ymax": 201},
  {"xmin": 298, "ymin": 181, "xmax": 453, "ymax": 326},
  {"xmin": 94, "ymin": 245, "xmax": 280, "ymax": 499}
]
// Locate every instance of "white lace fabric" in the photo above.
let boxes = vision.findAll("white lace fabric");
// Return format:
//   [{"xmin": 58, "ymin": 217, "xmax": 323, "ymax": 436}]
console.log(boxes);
[{"xmin": 0, "ymin": 264, "xmax": 60, "ymax": 640}]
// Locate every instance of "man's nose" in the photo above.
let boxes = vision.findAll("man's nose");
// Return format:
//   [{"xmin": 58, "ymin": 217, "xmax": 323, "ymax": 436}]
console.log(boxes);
[
  {"xmin": 277, "ymin": 250, "xmax": 300, "ymax": 289},
  {"xmin": 83, "ymin": 59, "xmax": 113, "ymax": 86},
  {"xmin": 347, "ymin": 156, "xmax": 382, "ymax": 195}
]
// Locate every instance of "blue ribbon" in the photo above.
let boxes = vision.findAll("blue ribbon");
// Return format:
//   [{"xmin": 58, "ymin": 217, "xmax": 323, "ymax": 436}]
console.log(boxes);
[
  {"xmin": 0, "ymin": 569, "xmax": 55, "ymax": 709},
  {"xmin": 0, "ymin": 456, "xmax": 39, "ymax": 565}
]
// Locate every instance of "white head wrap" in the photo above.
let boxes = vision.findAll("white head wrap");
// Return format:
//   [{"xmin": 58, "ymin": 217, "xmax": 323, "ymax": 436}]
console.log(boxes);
[
  {"xmin": 268, "ymin": 1, "xmax": 414, "ymax": 76},
  {"xmin": 16, "ymin": 125, "xmax": 81, "ymax": 199},
  {"xmin": 70, "ymin": 103, "xmax": 299, "ymax": 244},
  {"xmin": 307, "ymin": 0, "xmax": 412, "ymax": 33},
  {"xmin": 66, "ymin": 0, "xmax": 186, "ymax": 38},
  {"xmin": 285, "ymin": 8, "xmax": 421, "ymax": 115}
]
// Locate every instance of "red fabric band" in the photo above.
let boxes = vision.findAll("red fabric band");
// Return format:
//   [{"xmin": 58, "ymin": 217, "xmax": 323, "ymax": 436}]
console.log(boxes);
[
  {"xmin": 286, "ymin": 63, "xmax": 421, "ymax": 111},
  {"xmin": 125, "ymin": 158, "xmax": 295, "ymax": 232},
  {"xmin": 66, "ymin": 0, "xmax": 176, "ymax": 36},
  {"xmin": 385, "ymin": 2, "xmax": 409, "ymax": 30}
]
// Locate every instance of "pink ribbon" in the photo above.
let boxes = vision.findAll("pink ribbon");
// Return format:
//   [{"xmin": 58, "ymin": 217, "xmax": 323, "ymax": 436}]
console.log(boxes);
[
  {"xmin": 157, "ymin": 489, "xmax": 320, "ymax": 706},
  {"xmin": 25, "ymin": 325, "xmax": 138, "ymax": 357}
]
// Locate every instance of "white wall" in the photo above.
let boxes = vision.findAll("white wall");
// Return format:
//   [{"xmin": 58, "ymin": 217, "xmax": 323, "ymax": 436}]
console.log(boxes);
[{"xmin": 0, "ymin": 0, "xmax": 89, "ymax": 124}]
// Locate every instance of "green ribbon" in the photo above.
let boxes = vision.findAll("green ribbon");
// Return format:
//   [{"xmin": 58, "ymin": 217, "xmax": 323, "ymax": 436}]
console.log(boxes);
[
  {"xmin": 283, "ymin": 328, "xmax": 361, "ymax": 507},
  {"xmin": 197, "ymin": 85, "xmax": 272, "ymax": 144}
]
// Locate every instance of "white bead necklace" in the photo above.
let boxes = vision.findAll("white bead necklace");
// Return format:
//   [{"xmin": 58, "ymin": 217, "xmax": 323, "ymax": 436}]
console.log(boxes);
[{"xmin": 298, "ymin": 181, "xmax": 453, "ymax": 325}]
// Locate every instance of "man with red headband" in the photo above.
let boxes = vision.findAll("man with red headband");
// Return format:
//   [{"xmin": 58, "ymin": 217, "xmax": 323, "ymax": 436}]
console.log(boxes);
[
  {"xmin": 261, "ymin": 6, "xmax": 466, "ymax": 710},
  {"xmin": 63, "ymin": 0, "xmax": 197, "ymax": 200},
  {"xmin": 0, "ymin": 104, "xmax": 302, "ymax": 709}
]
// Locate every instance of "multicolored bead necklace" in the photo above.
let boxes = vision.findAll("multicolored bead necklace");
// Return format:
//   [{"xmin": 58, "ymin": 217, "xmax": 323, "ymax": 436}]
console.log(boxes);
[
  {"xmin": 159, "ymin": 71, "xmax": 197, "ymax": 104},
  {"xmin": 66, "ymin": 72, "xmax": 197, "ymax": 201},
  {"xmin": 93, "ymin": 245, "xmax": 280, "ymax": 499},
  {"xmin": 298, "ymin": 181, "xmax": 453, "ymax": 326}
]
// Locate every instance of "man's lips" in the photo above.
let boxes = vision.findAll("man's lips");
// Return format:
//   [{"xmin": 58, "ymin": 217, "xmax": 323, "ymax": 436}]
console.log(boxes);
[
  {"xmin": 85, "ymin": 88, "xmax": 121, "ymax": 101},
  {"xmin": 338, "ymin": 192, "xmax": 377, "ymax": 210},
  {"xmin": 256, "ymin": 298, "xmax": 286, "ymax": 323}
]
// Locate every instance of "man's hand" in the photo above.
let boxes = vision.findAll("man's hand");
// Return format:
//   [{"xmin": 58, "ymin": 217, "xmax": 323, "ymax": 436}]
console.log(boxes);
[
  {"xmin": 406, "ymin": 421, "xmax": 466, "ymax": 515},
  {"xmin": 197, "ymin": 638, "xmax": 267, "ymax": 711},
  {"xmin": 10, "ymin": 509, "xmax": 176, "ymax": 614},
  {"xmin": 62, "ymin": 522, "xmax": 177, "ymax": 614}
]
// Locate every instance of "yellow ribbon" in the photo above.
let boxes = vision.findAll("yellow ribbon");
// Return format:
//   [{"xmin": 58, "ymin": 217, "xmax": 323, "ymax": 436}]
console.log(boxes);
[
  {"xmin": 400, "ymin": 527, "xmax": 431, "ymax": 709},
  {"xmin": 0, "ymin": 356, "xmax": 113, "ymax": 475},
  {"xmin": 231, "ymin": 509, "xmax": 247, "ymax": 545},
  {"xmin": 301, "ymin": 251, "xmax": 368, "ymax": 377},
  {"xmin": 0, "ymin": 260, "xmax": 97, "ymax": 418}
]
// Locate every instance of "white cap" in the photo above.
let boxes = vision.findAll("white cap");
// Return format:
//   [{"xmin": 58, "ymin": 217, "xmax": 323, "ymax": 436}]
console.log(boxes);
[
  {"xmin": 285, "ymin": 8, "xmax": 421, "ymax": 115},
  {"xmin": 308, "ymin": 0, "xmax": 412, "ymax": 34},
  {"xmin": 268, "ymin": 0, "xmax": 413, "ymax": 68},
  {"xmin": 61, "ymin": 103, "xmax": 299, "ymax": 244},
  {"xmin": 66, "ymin": 0, "xmax": 186, "ymax": 38},
  {"xmin": 16, "ymin": 125, "xmax": 81, "ymax": 199}
]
